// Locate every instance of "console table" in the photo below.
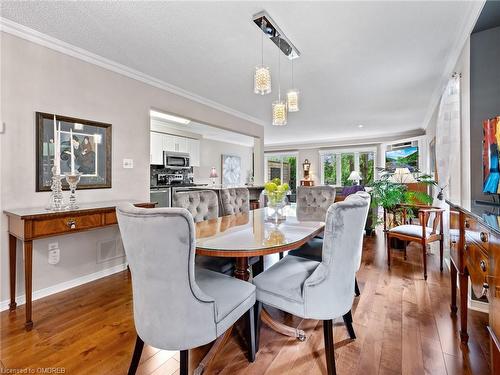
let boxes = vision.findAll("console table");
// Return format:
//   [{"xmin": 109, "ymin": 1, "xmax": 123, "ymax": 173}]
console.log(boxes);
[
  {"xmin": 4, "ymin": 200, "xmax": 155, "ymax": 330},
  {"xmin": 447, "ymin": 200, "xmax": 500, "ymax": 373}
]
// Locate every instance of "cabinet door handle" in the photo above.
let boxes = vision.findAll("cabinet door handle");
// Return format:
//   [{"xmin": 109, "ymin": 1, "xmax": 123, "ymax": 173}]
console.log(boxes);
[
  {"xmin": 480, "ymin": 260, "xmax": 487, "ymax": 272},
  {"xmin": 480, "ymin": 232, "xmax": 488, "ymax": 243},
  {"xmin": 481, "ymin": 282, "xmax": 489, "ymax": 298}
]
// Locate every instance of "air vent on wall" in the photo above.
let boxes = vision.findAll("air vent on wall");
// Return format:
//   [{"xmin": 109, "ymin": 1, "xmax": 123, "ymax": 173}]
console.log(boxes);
[
  {"xmin": 388, "ymin": 140, "xmax": 418, "ymax": 150},
  {"xmin": 97, "ymin": 237, "xmax": 125, "ymax": 264}
]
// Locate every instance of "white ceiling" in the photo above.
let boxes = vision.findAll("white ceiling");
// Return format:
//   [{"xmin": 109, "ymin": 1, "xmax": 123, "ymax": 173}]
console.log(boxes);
[{"xmin": 1, "ymin": 1, "xmax": 481, "ymax": 146}]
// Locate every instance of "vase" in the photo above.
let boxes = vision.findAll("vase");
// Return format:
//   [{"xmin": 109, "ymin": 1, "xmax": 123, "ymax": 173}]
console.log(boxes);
[
  {"xmin": 262, "ymin": 190, "xmax": 289, "ymax": 223},
  {"xmin": 64, "ymin": 173, "xmax": 82, "ymax": 210}
]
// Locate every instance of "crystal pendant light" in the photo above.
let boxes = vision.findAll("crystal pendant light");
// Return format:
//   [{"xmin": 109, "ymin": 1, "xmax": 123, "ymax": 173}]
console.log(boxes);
[
  {"xmin": 287, "ymin": 58, "xmax": 300, "ymax": 112},
  {"xmin": 272, "ymin": 36, "xmax": 287, "ymax": 126},
  {"xmin": 254, "ymin": 20, "xmax": 271, "ymax": 95}
]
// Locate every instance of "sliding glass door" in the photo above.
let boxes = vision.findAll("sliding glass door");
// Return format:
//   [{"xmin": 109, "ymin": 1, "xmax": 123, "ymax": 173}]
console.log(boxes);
[{"xmin": 264, "ymin": 153, "xmax": 297, "ymax": 202}]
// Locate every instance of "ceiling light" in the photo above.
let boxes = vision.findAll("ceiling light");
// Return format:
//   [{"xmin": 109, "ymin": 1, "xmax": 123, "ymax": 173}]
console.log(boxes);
[
  {"xmin": 286, "ymin": 58, "xmax": 299, "ymax": 112},
  {"xmin": 254, "ymin": 19, "xmax": 272, "ymax": 95},
  {"xmin": 272, "ymin": 36, "xmax": 287, "ymax": 126},
  {"xmin": 272, "ymin": 101, "xmax": 287, "ymax": 126},
  {"xmin": 150, "ymin": 110, "xmax": 190, "ymax": 125},
  {"xmin": 358, "ymin": 124, "xmax": 364, "ymax": 128},
  {"xmin": 287, "ymin": 89, "xmax": 299, "ymax": 112}
]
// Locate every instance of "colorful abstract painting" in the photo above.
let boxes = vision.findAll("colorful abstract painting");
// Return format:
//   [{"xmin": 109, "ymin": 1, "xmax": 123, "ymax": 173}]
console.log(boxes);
[{"xmin": 483, "ymin": 117, "xmax": 500, "ymax": 194}]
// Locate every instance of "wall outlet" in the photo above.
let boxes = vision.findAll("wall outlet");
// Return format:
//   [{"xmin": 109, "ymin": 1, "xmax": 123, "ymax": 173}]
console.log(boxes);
[
  {"xmin": 48, "ymin": 242, "xmax": 60, "ymax": 265},
  {"xmin": 123, "ymin": 158, "xmax": 134, "ymax": 168}
]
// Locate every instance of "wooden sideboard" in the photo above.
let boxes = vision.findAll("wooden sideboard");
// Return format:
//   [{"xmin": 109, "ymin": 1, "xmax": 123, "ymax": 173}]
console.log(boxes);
[
  {"xmin": 4, "ymin": 200, "xmax": 155, "ymax": 331},
  {"xmin": 447, "ymin": 200, "xmax": 500, "ymax": 373}
]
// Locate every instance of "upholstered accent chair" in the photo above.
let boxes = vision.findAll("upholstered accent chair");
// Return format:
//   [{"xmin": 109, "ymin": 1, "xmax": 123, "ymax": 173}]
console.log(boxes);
[
  {"xmin": 253, "ymin": 195, "xmax": 369, "ymax": 375},
  {"xmin": 220, "ymin": 188, "xmax": 250, "ymax": 216},
  {"xmin": 172, "ymin": 190, "xmax": 235, "ymax": 275},
  {"xmin": 116, "ymin": 204, "xmax": 256, "ymax": 375},
  {"xmin": 386, "ymin": 204, "xmax": 444, "ymax": 280}
]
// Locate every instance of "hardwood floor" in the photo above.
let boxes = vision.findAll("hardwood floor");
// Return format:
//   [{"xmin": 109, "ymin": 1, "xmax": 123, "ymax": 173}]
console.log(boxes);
[{"xmin": 0, "ymin": 231, "xmax": 491, "ymax": 374}]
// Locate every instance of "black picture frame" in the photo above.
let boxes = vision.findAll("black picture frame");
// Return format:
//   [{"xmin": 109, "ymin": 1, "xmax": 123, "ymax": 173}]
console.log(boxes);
[{"xmin": 35, "ymin": 112, "xmax": 112, "ymax": 191}]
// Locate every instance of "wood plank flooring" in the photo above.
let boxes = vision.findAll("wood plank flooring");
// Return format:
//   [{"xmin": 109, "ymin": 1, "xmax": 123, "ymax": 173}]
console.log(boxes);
[{"xmin": 0, "ymin": 231, "xmax": 491, "ymax": 374}]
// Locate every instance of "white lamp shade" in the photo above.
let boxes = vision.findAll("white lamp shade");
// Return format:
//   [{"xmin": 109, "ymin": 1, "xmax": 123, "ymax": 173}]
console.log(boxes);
[
  {"xmin": 389, "ymin": 168, "xmax": 417, "ymax": 183},
  {"xmin": 348, "ymin": 171, "xmax": 363, "ymax": 181}
]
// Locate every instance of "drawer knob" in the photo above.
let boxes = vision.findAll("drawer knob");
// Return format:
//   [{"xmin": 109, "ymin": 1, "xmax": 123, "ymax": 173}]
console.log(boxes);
[
  {"xmin": 465, "ymin": 219, "xmax": 470, "ymax": 228},
  {"xmin": 480, "ymin": 232, "xmax": 488, "ymax": 243},
  {"xmin": 480, "ymin": 260, "xmax": 487, "ymax": 272},
  {"xmin": 67, "ymin": 219, "xmax": 76, "ymax": 229},
  {"xmin": 481, "ymin": 282, "xmax": 489, "ymax": 298}
]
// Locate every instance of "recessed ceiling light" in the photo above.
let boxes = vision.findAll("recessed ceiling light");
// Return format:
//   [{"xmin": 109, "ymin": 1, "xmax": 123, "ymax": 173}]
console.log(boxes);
[
  {"xmin": 150, "ymin": 110, "xmax": 190, "ymax": 125},
  {"xmin": 358, "ymin": 124, "xmax": 364, "ymax": 128}
]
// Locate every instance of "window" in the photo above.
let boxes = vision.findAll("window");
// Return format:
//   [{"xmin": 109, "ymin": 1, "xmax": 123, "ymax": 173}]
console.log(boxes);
[
  {"xmin": 320, "ymin": 149, "xmax": 376, "ymax": 186},
  {"xmin": 264, "ymin": 153, "xmax": 298, "ymax": 202}
]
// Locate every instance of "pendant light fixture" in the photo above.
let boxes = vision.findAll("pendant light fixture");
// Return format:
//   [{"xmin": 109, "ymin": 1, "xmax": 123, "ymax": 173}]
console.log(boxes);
[
  {"xmin": 254, "ymin": 20, "xmax": 271, "ymax": 95},
  {"xmin": 272, "ymin": 36, "xmax": 287, "ymax": 126},
  {"xmin": 287, "ymin": 58, "xmax": 300, "ymax": 112}
]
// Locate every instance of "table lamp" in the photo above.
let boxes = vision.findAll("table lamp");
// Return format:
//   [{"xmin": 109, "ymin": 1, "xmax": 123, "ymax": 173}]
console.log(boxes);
[
  {"xmin": 389, "ymin": 168, "xmax": 417, "ymax": 183},
  {"xmin": 348, "ymin": 171, "xmax": 363, "ymax": 185},
  {"xmin": 209, "ymin": 167, "xmax": 218, "ymax": 186}
]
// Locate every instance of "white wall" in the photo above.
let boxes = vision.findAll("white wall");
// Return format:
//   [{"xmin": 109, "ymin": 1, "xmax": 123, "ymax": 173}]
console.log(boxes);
[
  {"xmin": 193, "ymin": 138, "xmax": 253, "ymax": 185},
  {"xmin": 0, "ymin": 32, "xmax": 264, "ymax": 307}
]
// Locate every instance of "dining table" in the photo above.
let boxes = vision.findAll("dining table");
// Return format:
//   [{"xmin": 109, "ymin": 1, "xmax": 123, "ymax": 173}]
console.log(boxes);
[{"xmin": 193, "ymin": 204, "xmax": 326, "ymax": 373}]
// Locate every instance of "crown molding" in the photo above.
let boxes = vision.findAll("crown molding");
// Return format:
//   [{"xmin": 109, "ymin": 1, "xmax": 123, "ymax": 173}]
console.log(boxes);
[
  {"xmin": 264, "ymin": 129, "xmax": 426, "ymax": 151},
  {"xmin": 0, "ymin": 17, "xmax": 266, "ymax": 127},
  {"xmin": 421, "ymin": 0, "xmax": 485, "ymax": 130}
]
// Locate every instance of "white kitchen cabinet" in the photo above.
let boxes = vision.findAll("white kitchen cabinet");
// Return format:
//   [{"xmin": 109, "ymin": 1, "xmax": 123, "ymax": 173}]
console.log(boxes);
[
  {"xmin": 163, "ymin": 135, "xmax": 176, "ymax": 152},
  {"xmin": 150, "ymin": 132, "xmax": 164, "ymax": 165},
  {"xmin": 187, "ymin": 138, "xmax": 201, "ymax": 167},
  {"xmin": 151, "ymin": 132, "xmax": 200, "ymax": 166}
]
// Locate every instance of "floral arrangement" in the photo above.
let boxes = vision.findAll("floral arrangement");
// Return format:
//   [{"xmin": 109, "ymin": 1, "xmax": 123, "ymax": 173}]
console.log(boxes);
[{"xmin": 264, "ymin": 178, "xmax": 290, "ymax": 206}]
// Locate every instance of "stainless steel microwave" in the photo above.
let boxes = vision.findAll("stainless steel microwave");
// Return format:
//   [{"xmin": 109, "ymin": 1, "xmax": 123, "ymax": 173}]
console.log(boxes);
[{"xmin": 163, "ymin": 151, "xmax": 190, "ymax": 169}]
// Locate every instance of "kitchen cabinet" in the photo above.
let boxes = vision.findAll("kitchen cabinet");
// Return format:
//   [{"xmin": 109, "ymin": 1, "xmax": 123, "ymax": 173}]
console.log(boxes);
[
  {"xmin": 187, "ymin": 138, "xmax": 200, "ymax": 167},
  {"xmin": 150, "ymin": 132, "xmax": 164, "ymax": 165},
  {"xmin": 150, "ymin": 132, "xmax": 201, "ymax": 166}
]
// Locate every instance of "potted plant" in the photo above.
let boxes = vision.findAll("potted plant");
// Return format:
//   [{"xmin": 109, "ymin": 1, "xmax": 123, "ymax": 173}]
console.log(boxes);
[{"xmin": 368, "ymin": 168, "xmax": 436, "ymax": 230}]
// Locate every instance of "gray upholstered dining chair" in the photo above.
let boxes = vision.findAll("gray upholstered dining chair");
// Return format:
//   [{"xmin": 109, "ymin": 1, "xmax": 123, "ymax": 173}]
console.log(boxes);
[
  {"xmin": 116, "ymin": 204, "xmax": 256, "ymax": 375},
  {"xmin": 290, "ymin": 191, "xmax": 371, "ymax": 299},
  {"xmin": 296, "ymin": 185, "xmax": 337, "ymax": 211},
  {"xmin": 253, "ymin": 195, "xmax": 369, "ymax": 375},
  {"xmin": 172, "ymin": 190, "xmax": 235, "ymax": 275},
  {"xmin": 220, "ymin": 187, "xmax": 250, "ymax": 216}
]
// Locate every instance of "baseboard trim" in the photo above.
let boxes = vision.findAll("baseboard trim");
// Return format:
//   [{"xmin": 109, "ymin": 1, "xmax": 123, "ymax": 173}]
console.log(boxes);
[{"xmin": 0, "ymin": 263, "xmax": 127, "ymax": 312}]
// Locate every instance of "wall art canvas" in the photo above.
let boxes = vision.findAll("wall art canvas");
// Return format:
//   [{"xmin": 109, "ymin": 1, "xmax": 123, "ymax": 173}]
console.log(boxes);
[
  {"xmin": 385, "ymin": 146, "xmax": 419, "ymax": 172},
  {"xmin": 36, "ymin": 112, "xmax": 112, "ymax": 191},
  {"xmin": 483, "ymin": 116, "xmax": 500, "ymax": 194},
  {"xmin": 221, "ymin": 154, "xmax": 241, "ymax": 186}
]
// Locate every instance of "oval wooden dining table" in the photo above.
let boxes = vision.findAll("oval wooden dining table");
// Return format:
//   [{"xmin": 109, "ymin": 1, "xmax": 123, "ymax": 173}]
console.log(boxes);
[{"xmin": 193, "ymin": 204, "xmax": 326, "ymax": 373}]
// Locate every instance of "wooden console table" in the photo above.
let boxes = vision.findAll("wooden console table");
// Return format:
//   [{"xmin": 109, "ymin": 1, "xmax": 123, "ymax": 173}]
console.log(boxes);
[
  {"xmin": 4, "ymin": 200, "xmax": 155, "ymax": 331},
  {"xmin": 447, "ymin": 200, "xmax": 500, "ymax": 373}
]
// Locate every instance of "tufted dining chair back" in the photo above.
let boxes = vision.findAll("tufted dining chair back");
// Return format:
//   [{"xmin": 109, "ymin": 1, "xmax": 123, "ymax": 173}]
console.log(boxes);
[
  {"xmin": 116, "ymin": 204, "xmax": 217, "ymax": 350},
  {"xmin": 346, "ymin": 191, "xmax": 371, "ymax": 271},
  {"xmin": 303, "ymin": 194, "xmax": 369, "ymax": 319},
  {"xmin": 220, "ymin": 188, "xmax": 250, "ymax": 216},
  {"xmin": 172, "ymin": 190, "xmax": 219, "ymax": 223},
  {"xmin": 297, "ymin": 186, "xmax": 336, "ymax": 211}
]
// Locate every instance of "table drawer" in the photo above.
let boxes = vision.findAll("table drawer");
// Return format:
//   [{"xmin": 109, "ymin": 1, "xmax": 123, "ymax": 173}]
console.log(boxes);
[
  {"xmin": 104, "ymin": 212, "xmax": 118, "ymax": 225},
  {"xmin": 465, "ymin": 241, "xmax": 489, "ymax": 299},
  {"xmin": 32, "ymin": 213, "xmax": 103, "ymax": 237},
  {"xmin": 465, "ymin": 216, "xmax": 490, "ymax": 252}
]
